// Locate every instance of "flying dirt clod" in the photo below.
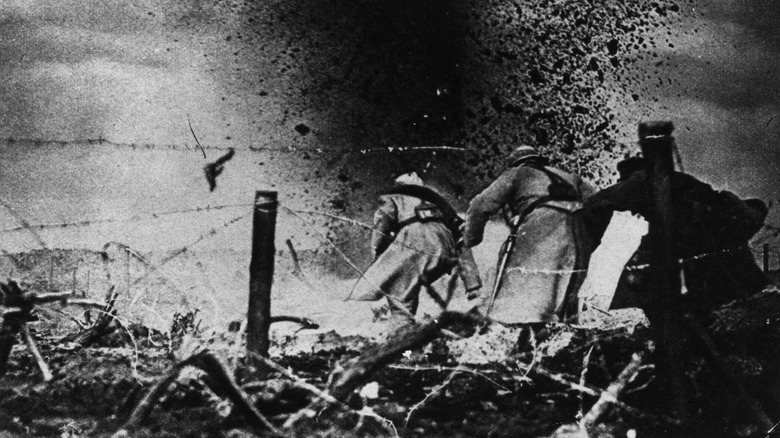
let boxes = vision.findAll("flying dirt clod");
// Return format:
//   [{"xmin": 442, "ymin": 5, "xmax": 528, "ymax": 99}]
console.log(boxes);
[{"xmin": 203, "ymin": 148, "xmax": 235, "ymax": 192}]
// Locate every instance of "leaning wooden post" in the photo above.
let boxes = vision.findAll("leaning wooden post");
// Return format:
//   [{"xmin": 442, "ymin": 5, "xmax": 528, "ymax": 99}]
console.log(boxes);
[
  {"xmin": 638, "ymin": 121, "xmax": 693, "ymax": 422},
  {"xmin": 247, "ymin": 191, "xmax": 277, "ymax": 365}
]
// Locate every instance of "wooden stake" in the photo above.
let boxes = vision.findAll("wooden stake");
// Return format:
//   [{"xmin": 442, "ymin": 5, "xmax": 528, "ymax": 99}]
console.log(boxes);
[
  {"xmin": 247, "ymin": 191, "xmax": 277, "ymax": 364},
  {"xmin": 639, "ymin": 121, "xmax": 693, "ymax": 422}
]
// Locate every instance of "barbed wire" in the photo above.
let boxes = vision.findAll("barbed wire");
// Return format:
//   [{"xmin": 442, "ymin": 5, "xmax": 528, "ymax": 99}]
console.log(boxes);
[
  {"xmin": 284, "ymin": 207, "xmax": 461, "ymax": 260},
  {"xmin": 503, "ymin": 247, "xmax": 754, "ymax": 277},
  {"xmin": 279, "ymin": 206, "xmax": 371, "ymax": 289},
  {"xmin": 277, "ymin": 205, "xmax": 420, "ymax": 316},
  {"xmin": 0, "ymin": 189, "xmax": 774, "ymax": 339},
  {"xmin": 1, "ymin": 188, "xmax": 775, "ymax": 247},
  {"xmin": 281, "ymin": 204, "xmax": 777, "ymax": 288},
  {"xmin": 0, "ymin": 197, "xmax": 48, "ymax": 249},
  {"xmin": 0, "ymin": 203, "xmax": 254, "ymax": 235},
  {"xmin": 0, "ymin": 137, "xmax": 470, "ymax": 156},
  {"xmin": 128, "ymin": 212, "xmax": 251, "ymax": 288},
  {"xmin": 0, "ymin": 186, "xmax": 775, "ymax": 310}
]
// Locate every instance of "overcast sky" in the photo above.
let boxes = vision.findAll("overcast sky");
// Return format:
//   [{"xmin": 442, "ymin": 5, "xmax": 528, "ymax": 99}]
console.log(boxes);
[
  {"xmin": 0, "ymin": 0, "xmax": 778, "ymax": 252},
  {"xmin": 623, "ymin": 0, "xmax": 779, "ymax": 203}
]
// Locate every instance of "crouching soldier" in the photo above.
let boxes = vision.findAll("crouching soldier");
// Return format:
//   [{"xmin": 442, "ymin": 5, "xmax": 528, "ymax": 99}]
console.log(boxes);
[
  {"xmin": 582, "ymin": 156, "xmax": 770, "ymax": 314},
  {"xmin": 351, "ymin": 172, "xmax": 482, "ymax": 321}
]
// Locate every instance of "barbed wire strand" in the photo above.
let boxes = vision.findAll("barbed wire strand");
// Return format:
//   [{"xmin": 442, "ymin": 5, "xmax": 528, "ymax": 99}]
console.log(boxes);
[
  {"xmin": 278, "ymin": 206, "xmax": 370, "ymax": 292},
  {"xmin": 277, "ymin": 205, "xmax": 417, "ymax": 318},
  {"xmin": 2, "ymin": 199, "xmax": 776, "ymax": 282},
  {"xmin": 0, "ymin": 189, "xmax": 774, "ymax": 318},
  {"xmin": 0, "ymin": 203, "xmax": 254, "ymax": 234},
  {"xmin": 1, "ymin": 198, "xmax": 777, "ymax": 246},
  {"xmin": 0, "ymin": 197, "xmax": 48, "ymax": 249},
  {"xmin": 96, "ymin": 212, "xmax": 250, "ymax": 331},
  {"xmin": 287, "ymin": 203, "xmax": 775, "ymax": 276},
  {"xmin": 299, "ymin": 211, "xmax": 772, "ymax": 281},
  {"xmin": 0, "ymin": 137, "xmax": 469, "ymax": 155},
  {"xmin": 103, "ymin": 242, "xmax": 193, "ymax": 310},
  {"xmin": 190, "ymin": 252, "xmax": 229, "ymax": 327},
  {"xmin": 128, "ymin": 212, "xmax": 251, "ymax": 290},
  {"xmin": 287, "ymin": 207, "xmax": 461, "ymax": 261}
]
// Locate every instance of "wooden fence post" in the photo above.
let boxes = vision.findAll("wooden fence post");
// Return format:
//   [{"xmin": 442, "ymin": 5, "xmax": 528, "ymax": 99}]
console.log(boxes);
[
  {"xmin": 247, "ymin": 191, "xmax": 278, "ymax": 364},
  {"xmin": 638, "ymin": 121, "xmax": 694, "ymax": 422}
]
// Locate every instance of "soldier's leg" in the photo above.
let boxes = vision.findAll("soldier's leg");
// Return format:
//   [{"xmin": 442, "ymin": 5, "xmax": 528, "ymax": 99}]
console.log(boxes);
[
  {"xmin": 386, "ymin": 280, "xmax": 420, "ymax": 317},
  {"xmin": 385, "ymin": 250, "xmax": 458, "ymax": 316},
  {"xmin": 419, "ymin": 258, "xmax": 460, "ymax": 310},
  {"xmin": 444, "ymin": 264, "xmax": 460, "ymax": 306}
]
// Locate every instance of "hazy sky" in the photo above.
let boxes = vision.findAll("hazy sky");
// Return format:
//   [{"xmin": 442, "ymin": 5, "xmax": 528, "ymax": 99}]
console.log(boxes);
[
  {"xmin": 629, "ymin": 0, "xmax": 780, "ymax": 203},
  {"xmin": 0, "ymin": 0, "xmax": 778, "ymax": 253}
]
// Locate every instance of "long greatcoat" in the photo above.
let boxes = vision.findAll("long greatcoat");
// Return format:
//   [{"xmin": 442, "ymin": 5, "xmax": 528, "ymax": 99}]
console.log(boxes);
[
  {"xmin": 582, "ymin": 170, "xmax": 769, "ymax": 312},
  {"xmin": 464, "ymin": 162, "xmax": 597, "ymax": 324},
  {"xmin": 351, "ymin": 191, "xmax": 457, "ymax": 316}
]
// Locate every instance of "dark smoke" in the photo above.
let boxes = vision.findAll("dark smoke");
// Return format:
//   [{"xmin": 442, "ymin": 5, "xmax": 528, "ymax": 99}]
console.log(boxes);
[{"xmin": 226, "ymin": 0, "xmax": 681, "ymax": 194}]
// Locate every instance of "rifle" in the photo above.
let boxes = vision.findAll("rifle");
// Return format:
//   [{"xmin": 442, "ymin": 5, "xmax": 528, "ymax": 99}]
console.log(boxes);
[
  {"xmin": 486, "ymin": 161, "xmax": 582, "ymax": 315},
  {"xmin": 487, "ymin": 215, "xmax": 521, "ymax": 315}
]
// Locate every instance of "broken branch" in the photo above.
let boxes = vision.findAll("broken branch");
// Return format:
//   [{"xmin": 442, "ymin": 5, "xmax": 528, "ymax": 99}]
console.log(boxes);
[
  {"xmin": 269, "ymin": 316, "xmax": 319, "ymax": 330},
  {"xmin": 580, "ymin": 352, "xmax": 643, "ymax": 430},
  {"xmin": 387, "ymin": 364, "xmax": 512, "ymax": 392},
  {"xmin": 249, "ymin": 352, "xmax": 397, "ymax": 435},
  {"xmin": 518, "ymin": 359, "xmax": 681, "ymax": 428},
  {"xmin": 327, "ymin": 309, "xmax": 485, "ymax": 402},
  {"xmin": 116, "ymin": 350, "xmax": 281, "ymax": 437},
  {"xmin": 59, "ymin": 287, "xmax": 120, "ymax": 347},
  {"xmin": 405, "ymin": 367, "xmax": 460, "ymax": 426},
  {"xmin": 21, "ymin": 324, "xmax": 52, "ymax": 382}
]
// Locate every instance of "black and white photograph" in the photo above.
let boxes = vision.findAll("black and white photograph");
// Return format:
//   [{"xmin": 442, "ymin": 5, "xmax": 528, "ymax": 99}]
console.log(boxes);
[{"xmin": 0, "ymin": 1, "xmax": 778, "ymax": 437}]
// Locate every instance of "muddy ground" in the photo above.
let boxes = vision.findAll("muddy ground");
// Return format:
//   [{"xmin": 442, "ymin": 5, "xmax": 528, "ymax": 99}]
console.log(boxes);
[{"xmin": 1, "ymin": 289, "xmax": 779, "ymax": 438}]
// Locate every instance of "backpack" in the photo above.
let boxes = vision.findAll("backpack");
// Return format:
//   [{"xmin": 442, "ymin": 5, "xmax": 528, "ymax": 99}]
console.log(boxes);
[
  {"xmin": 510, "ymin": 158, "xmax": 580, "ymax": 202},
  {"xmin": 384, "ymin": 185, "xmax": 464, "ymax": 242},
  {"xmin": 679, "ymin": 186, "xmax": 767, "ymax": 246}
]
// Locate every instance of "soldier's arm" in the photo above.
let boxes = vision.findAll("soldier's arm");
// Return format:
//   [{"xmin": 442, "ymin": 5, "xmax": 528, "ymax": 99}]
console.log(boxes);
[
  {"xmin": 578, "ymin": 178, "xmax": 600, "ymax": 200},
  {"xmin": 371, "ymin": 196, "xmax": 397, "ymax": 259},
  {"xmin": 463, "ymin": 170, "xmax": 516, "ymax": 247},
  {"xmin": 584, "ymin": 171, "xmax": 646, "ymax": 213}
]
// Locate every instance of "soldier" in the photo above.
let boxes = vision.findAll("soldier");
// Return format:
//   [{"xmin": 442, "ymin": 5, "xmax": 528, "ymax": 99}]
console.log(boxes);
[
  {"xmin": 583, "ymin": 156, "xmax": 770, "ymax": 313},
  {"xmin": 463, "ymin": 146, "xmax": 598, "ymax": 324},
  {"xmin": 351, "ymin": 172, "xmax": 482, "ymax": 321}
]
